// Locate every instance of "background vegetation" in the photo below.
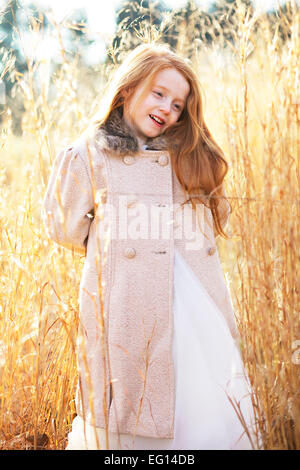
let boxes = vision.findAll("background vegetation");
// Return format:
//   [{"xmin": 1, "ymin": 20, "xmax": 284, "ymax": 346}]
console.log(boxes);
[{"xmin": 0, "ymin": 0, "xmax": 299, "ymax": 450}]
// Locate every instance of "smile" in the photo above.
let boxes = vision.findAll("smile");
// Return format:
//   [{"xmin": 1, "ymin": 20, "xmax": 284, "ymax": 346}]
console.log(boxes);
[{"xmin": 149, "ymin": 114, "xmax": 165, "ymax": 126}]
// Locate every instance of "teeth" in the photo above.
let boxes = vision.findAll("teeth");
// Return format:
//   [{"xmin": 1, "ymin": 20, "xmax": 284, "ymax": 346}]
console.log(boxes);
[{"xmin": 150, "ymin": 115, "xmax": 163, "ymax": 124}]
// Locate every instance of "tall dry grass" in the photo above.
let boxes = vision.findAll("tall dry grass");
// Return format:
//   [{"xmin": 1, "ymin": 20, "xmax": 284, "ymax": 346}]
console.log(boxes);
[{"xmin": 0, "ymin": 1, "xmax": 299, "ymax": 449}]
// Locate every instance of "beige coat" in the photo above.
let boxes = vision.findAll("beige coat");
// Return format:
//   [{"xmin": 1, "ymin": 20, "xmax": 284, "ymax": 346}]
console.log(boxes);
[{"xmin": 43, "ymin": 108, "xmax": 238, "ymax": 439}]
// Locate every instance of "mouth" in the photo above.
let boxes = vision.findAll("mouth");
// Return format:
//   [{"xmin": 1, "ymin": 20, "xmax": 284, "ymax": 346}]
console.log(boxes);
[{"xmin": 149, "ymin": 114, "xmax": 165, "ymax": 127}]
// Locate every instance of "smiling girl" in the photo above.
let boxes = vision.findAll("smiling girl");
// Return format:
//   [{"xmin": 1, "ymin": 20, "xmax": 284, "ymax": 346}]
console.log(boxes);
[
  {"xmin": 122, "ymin": 67, "xmax": 190, "ymax": 144},
  {"xmin": 43, "ymin": 43, "xmax": 260, "ymax": 450}
]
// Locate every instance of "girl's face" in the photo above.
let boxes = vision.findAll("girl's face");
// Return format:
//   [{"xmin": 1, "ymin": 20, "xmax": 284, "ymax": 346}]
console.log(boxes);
[{"xmin": 123, "ymin": 67, "xmax": 190, "ymax": 143}]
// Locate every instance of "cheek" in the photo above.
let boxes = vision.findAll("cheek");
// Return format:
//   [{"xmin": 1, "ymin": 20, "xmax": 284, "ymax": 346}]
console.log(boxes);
[
  {"xmin": 144, "ymin": 95, "xmax": 157, "ymax": 109},
  {"xmin": 133, "ymin": 98, "xmax": 152, "ymax": 119},
  {"xmin": 171, "ymin": 113, "xmax": 180, "ymax": 124},
  {"xmin": 128, "ymin": 101, "xmax": 143, "ymax": 122}
]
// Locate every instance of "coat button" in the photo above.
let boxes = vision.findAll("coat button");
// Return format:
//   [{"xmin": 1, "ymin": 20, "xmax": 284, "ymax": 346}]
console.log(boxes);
[
  {"xmin": 124, "ymin": 247, "xmax": 136, "ymax": 259},
  {"xmin": 158, "ymin": 154, "xmax": 169, "ymax": 166},
  {"xmin": 123, "ymin": 156, "xmax": 135, "ymax": 165},
  {"xmin": 208, "ymin": 246, "xmax": 216, "ymax": 256}
]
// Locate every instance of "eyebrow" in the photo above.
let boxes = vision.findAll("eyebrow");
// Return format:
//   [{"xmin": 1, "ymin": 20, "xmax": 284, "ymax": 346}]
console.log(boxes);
[{"xmin": 154, "ymin": 84, "xmax": 186, "ymax": 103}]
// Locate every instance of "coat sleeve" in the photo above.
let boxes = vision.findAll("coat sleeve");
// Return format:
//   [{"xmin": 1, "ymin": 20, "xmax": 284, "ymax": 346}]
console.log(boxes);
[{"xmin": 42, "ymin": 146, "xmax": 94, "ymax": 254}]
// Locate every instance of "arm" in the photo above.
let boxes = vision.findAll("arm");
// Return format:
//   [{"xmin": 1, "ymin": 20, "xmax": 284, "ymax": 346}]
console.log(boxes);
[{"xmin": 42, "ymin": 146, "xmax": 94, "ymax": 254}]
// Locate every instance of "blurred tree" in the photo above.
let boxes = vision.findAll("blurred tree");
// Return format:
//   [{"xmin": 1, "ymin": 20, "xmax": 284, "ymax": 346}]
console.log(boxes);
[
  {"xmin": 0, "ymin": 0, "xmax": 95, "ymax": 133},
  {"xmin": 106, "ymin": 0, "xmax": 258, "ymax": 63},
  {"xmin": 62, "ymin": 8, "xmax": 95, "ymax": 65},
  {"xmin": 209, "ymin": 0, "xmax": 253, "ymax": 14},
  {"xmin": 264, "ymin": 1, "xmax": 300, "ymax": 43},
  {"xmin": 107, "ymin": 0, "xmax": 171, "ymax": 64},
  {"xmin": 0, "ymin": 0, "xmax": 49, "ymax": 132},
  {"xmin": 209, "ymin": 0, "xmax": 255, "ymax": 46},
  {"xmin": 107, "ymin": 0, "xmax": 216, "ymax": 62},
  {"xmin": 0, "ymin": 0, "xmax": 27, "ymax": 96},
  {"xmin": 161, "ymin": 0, "xmax": 215, "ymax": 59},
  {"xmin": 163, "ymin": 0, "xmax": 202, "ymax": 58}
]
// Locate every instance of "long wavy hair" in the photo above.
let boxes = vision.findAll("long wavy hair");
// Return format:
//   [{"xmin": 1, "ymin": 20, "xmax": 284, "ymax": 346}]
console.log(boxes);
[{"xmin": 88, "ymin": 43, "xmax": 231, "ymax": 239}]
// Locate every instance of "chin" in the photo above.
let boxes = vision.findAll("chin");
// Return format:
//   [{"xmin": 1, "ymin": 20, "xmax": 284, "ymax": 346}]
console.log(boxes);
[
  {"xmin": 141, "ymin": 123, "xmax": 163, "ymax": 138},
  {"xmin": 145, "ymin": 128, "xmax": 163, "ymax": 138}
]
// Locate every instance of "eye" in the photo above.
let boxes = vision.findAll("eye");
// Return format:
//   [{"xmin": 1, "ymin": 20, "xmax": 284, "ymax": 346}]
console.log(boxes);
[
  {"xmin": 174, "ymin": 104, "xmax": 182, "ymax": 111},
  {"xmin": 154, "ymin": 91, "xmax": 163, "ymax": 97}
]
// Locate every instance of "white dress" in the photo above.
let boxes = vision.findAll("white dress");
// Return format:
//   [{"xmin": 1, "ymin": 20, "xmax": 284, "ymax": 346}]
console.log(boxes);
[{"xmin": 66, "ymin": 248, "xmax": 259, "ymax": 450}]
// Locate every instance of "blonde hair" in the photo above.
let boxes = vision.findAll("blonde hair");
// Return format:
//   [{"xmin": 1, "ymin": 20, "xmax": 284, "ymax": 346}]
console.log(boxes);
[{"xmin": 89, "ymin": 43, "xmax": 231, "ymax": 239}]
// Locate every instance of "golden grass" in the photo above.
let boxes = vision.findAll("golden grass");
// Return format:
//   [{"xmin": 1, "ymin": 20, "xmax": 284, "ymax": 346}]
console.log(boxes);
[{"xmin": 0, "ymin": 1, "xmax": 299, "ymax": 450}]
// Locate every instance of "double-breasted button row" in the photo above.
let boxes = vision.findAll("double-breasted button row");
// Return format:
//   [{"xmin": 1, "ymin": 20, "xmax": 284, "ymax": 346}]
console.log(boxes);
[
  {"xmin": 123, "ymin": 156, "xmax": 135, "ymax": 165},
  {"xmin": 124, "ymin": 246, "xmax": 215, "ymax": 259},
  {"xmin": 122, "ymin": 155, "xmax": 169, "ymax": 166},
  {"xmin": 124, "ymin": 247, "xmax": 136, "ymax": 259},
  {"xmin": 157, "ymin": 154, "xmax": 169, "ymax": 166}
]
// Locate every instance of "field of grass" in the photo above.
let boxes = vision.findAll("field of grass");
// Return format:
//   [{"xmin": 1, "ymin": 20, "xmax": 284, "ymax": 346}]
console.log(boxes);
[{"xmin": 0, "ymin": 1, "xmax": 299, "ymax": 450}]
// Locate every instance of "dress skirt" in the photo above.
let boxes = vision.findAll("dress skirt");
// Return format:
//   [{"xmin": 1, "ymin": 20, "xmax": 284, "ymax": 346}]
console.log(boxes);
[{"xmin": 66, "ymin": 248, "xmax": 259, "ymax": 450}]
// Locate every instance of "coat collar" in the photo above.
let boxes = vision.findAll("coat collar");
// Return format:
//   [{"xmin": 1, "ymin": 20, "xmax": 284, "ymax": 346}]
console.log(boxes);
[{"xmin": 94, "ymin": 107, "xmax": 170, "ymax": 156}]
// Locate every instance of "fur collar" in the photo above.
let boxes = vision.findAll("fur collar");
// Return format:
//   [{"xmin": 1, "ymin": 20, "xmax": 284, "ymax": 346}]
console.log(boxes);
[{"xmin": 94, "ymin": 107, "xmax": 171, "ymax": 155}]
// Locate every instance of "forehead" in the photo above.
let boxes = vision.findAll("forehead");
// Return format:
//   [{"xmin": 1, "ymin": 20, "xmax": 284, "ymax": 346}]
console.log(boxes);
[{"xmin": 152, "ymin": 68, "xmax": 190, "ymax": 102}]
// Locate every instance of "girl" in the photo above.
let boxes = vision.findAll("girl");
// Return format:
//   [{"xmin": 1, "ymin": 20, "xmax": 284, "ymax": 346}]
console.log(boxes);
[{"xmin": 43, "ymin": 43, "xmax": 260, "ymax": 450}]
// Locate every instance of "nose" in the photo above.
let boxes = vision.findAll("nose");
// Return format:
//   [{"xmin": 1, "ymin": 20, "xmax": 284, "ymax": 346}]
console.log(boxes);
[{"xmin": 159, "ymin": 99, "xmax": 171, "ymax": 114}]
